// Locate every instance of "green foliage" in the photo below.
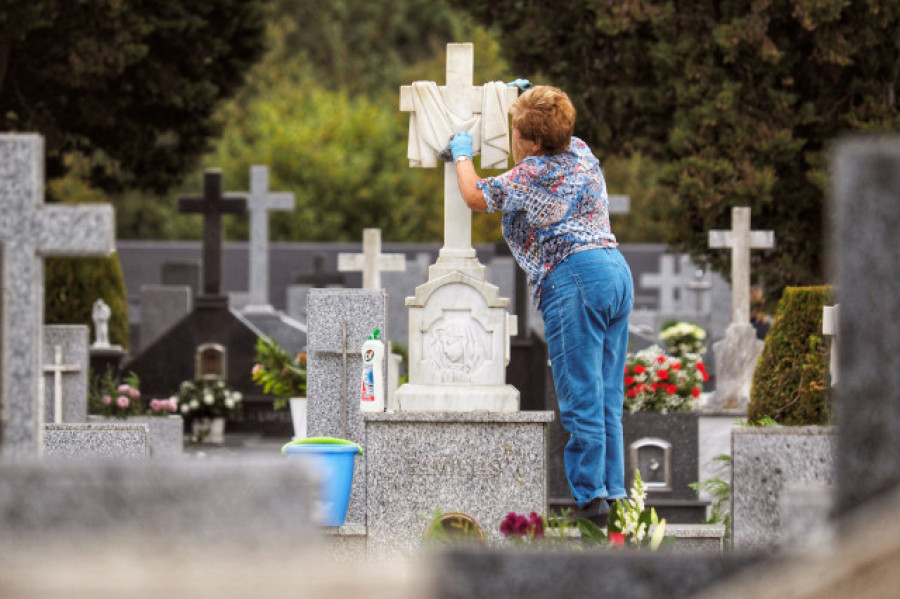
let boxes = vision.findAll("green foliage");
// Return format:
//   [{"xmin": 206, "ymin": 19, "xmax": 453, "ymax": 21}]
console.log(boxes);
[
  {"xmin": 251, "ymin": 337, "xmax": 306, "ymax": 409},
  {"xmin": 0, "ymin": 0, "xmax": 270, "ymax": 194},
  {"xmin": 45, "ymin": 254, "xmax": 130, "ymax": 351},
  {"xmin": 748, "ymin": 286, "xmax": 833, "ymax": 425},
  {"xmin": 451, "ymin": 0, "xmax": 900, "ymax": 301}
]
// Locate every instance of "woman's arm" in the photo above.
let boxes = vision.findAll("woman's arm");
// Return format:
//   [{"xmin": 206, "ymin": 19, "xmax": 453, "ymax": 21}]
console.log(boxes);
[
  {"xmin": 456, "ymin": 158, "xmax": 486, "ymax": 212},
  {"xmin": 450, "ymin": 132, "xmax": 487, "ymax": 212}
]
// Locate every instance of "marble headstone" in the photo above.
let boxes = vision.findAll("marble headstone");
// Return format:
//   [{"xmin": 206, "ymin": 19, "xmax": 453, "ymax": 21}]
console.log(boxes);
[
  {"xmin": 139, "ymin": 285, "xmax": 191, "ymax": 351},
  {"xmin": 42, "ymin": 325, "xmax": 89, "ymax": 424}
]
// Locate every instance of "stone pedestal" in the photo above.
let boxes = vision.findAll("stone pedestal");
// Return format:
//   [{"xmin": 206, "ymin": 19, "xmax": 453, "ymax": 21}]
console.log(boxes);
[
  {"xmin": 395, "ymin": 271, "xmax": 519, "ymax": 412},
  {"xmin": 87, "ymin": 415, "xmax": 184, "ymax": 458},
  {"xmin": 364, "ymin": 411, "xmax": 552, "ymax": 559}
]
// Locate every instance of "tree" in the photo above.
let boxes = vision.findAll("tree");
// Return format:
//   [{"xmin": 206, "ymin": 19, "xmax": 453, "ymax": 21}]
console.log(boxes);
[
  {"xmin": 451, "ymin": 0, "xmax": 900, "ymax": 301},
  {"xmin": 0, "ymin": 0, "xmax": 269, "ymax": 194}
]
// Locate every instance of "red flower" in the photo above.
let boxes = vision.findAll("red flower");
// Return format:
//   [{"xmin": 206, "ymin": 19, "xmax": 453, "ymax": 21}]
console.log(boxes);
[
  {"xmin": 657, "ymin": 370, "xmax": 669, "ymax": 380},
  {"xmin": 634, "ymin": 365, "xmax": 646, "ymax": 375},
  {"xmin": 609, "ymin": 532, "xmax": 626, "ymax": 546},
  {"xmin": 667, "ymin": 384, "xmax": 678, "ymax": 395},
  {"xmin": 624, "ymin": 376, "xmax": 635, "ymax": 386},
  {"xmin": 636, "ymin": 384, "xmax": 646, "ymax": 393},
  {"xmin": 671, "ymin": 363, "xmax": 681, "ymax": 371},
  {"xmin": 656, "ymin": 356, "xmax": 666, "ymax": 364},
  {"xmin": 624, "ymin": 365, "xmax": 629, "ymax": 375},
  {"xmin": 650, "ymin": 383, "xmax": 659, "ymax": 391},
  {"xmin": 692, "ymin": 387, "xmax": 701, "ymax": 398},
  {"xmin": 626, "ymin": 389, "xmax": 637, "ymax": 398}
]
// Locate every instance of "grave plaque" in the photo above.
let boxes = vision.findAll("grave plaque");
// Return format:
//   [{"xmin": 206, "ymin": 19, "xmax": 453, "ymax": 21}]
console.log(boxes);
[{"xmin": 630, "ymin": 437, "xmax": 672, "ymax": 491}]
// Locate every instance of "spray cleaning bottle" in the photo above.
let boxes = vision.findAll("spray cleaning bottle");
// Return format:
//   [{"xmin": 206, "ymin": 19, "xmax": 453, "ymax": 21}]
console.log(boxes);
[{"xmin": 360, "ymin": 328, "xmax": 385, "ymax": 412}]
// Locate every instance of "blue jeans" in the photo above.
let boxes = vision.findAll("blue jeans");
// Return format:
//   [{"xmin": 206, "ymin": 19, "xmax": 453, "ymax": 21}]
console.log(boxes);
[{"xmin": 540, "ymin": 248, "xmax": 633, "ymax": 507}]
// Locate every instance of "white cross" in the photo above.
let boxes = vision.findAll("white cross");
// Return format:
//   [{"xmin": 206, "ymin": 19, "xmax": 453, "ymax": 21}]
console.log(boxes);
[
  {"xmin": 42, "ymin": 345, "xmax": 81, "ymax": 424},
  {"xmin": 337, "ymin": 228, "xmax": 406, "ymax": 290},
  {"xmin": 640, "ymin": 255, "xmax": 682, "ymax": 313},
  {"xmin": 683, "ymin": 259, "xmax": 712, "ymax": 314},
  {"xmin": 708, "ymin": 207, "xmax": 774, "ymax": 325},
  {"xmin": 823, "ymin": 304, "xmax": 840, "ymax": 386},
  {"xmin": 246, "ymin": 165, "xmax": 294, "ymax": 311},
  {"xmin": 400, "ymin": 43, "xmax": 518, "ymax": 278},
  {"xmin": 0, "ymin": 134, "xmax": 114, "ymax": 456}
]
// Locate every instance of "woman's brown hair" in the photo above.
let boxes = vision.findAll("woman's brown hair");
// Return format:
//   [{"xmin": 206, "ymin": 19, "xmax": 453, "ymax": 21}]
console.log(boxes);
[{"xmin": 510, "ymin": 85, "xmax": 576, "ymax": 155}]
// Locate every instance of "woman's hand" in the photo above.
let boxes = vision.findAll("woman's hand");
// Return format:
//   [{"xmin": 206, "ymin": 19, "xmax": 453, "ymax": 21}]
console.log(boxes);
[{"xmin": 450, "ymin": 132, "xmax": 473, "ymax": 161}]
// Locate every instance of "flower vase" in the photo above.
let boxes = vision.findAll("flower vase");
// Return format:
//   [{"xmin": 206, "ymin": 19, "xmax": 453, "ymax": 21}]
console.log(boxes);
[
  {"xmin": 289, "ymin": 397, "xmax": 307, "ymax": 440},
  {"xmin": 192, "ymin": 417, "xmax": 226, "ymax": 444}
]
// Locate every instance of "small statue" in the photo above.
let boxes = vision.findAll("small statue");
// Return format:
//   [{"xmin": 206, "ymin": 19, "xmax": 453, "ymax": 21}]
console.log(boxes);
[{"xmin": 91, "ymin": 298, "xmax": 112, "ymax": 348}]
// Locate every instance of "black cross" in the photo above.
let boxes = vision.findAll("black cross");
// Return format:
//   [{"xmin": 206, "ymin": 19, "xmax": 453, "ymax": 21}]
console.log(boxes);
[
  {"xmin": 179, "ymin": 169, "xmax": 247, "ymax": 298},
  {"xmin": 292, "ymin": 254, "xmax": 346, "ymax": 288}
]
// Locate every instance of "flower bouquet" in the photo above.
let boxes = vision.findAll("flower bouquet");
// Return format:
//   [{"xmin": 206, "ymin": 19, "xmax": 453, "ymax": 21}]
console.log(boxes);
[
  {"xmin": 623, "ymin": 344, "xmax": 709, "ymax": 413},
  {"xmin": 175, "ymin": 379, "xmax": 243, "ymax": 421},
  {"xmin": 659, "ymin": 321, "xmax": 707, "ymax": 358},
  {"xmin": 252, "ymin": 337, "xmax": 307, "ymax": 410},
  {"xmin": 88, "ymin": 370, "xmax": 145, "ymax": 419},
  {"xmin": 609, "ymin": 469, "xmax": 670, "ymax": 550}
]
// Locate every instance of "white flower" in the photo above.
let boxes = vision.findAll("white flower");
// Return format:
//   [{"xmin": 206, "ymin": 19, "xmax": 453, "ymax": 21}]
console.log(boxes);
[
  {"xmin": 203, "ymin": 392, "xmax": 214, "ymax": 405},
  {"xmin": 650, "ymin": 520, "xmax": 667, "ymax": 550},
  {"xmin": 232, "ymin": 391, "xmax": 243, "ymax": 402},
  {"xmin": 224, "ymin": 398, "xmax": 234, "ymax": 409},
  {"xmin": 180, "ymin": 404, "xmax": 190, "ymax": 414},
  {"xmin": 190, "ymin": 399, "xmax": 199, "ymax": 409}
]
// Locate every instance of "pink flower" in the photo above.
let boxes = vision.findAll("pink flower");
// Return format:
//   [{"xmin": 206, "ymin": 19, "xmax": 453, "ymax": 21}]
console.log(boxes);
[
  {"xmin": 129, "ymin": 387, "xmax": 141, "ymax": 400},
  {"xmin": 102, "ymin": 395, "xmax": 112, "ymax": 405},
  {"xmin": 168, "ymin": 397, "xmax": 178, "ymax": 412},
  {"xmin": 149, "ymin": 399, "xmax": 159, "ymax": 411},
  {"xmin": 252, "ymin": 364, "xmax": 264, "ymax": 377},
  {"xmin": 117, "ymin": 384, "xmax": 131, "ymax": 394},
  {"xmin": 116, "ymin": 395, "xmax": 130, "ymax": 409}
]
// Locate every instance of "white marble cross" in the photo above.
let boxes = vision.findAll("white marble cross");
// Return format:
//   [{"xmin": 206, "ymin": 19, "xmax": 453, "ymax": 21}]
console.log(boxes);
[
  {"xmin": 43, "ymin": 345, "xmax": 81, "ymax": 424},
  {"xmin": 400, "ymin": 43, "xmax": 518, "ymax": 279},
  {"xmin": 337, "ymin": 228, "xmax": 406, "ymax": 290},
  {"xmin": 708, "ymin": 207, "xmax": 775, "ymax": 325},
  {"xmin": 245, "ymin": 165, "xmax": 295, "ymax": 311},
  {"xmin": 823, "ymin": 304, "xmax": 840, "ymax": 386},
  {"xmin": 0, "ymin": 134, "xmax": 115, "ymax": 456}
]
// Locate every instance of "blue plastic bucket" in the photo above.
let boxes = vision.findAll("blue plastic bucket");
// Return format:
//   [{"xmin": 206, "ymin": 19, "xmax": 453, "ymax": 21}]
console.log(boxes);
[{"xmin": 282, "ymin": 438, "xmax": 362, "ymax": 527}]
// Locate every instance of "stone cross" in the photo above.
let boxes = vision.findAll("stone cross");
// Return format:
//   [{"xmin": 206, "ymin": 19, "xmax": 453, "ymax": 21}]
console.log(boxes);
[
  {"xmin": 43, "ymin": 346, "xmax": 80, "ymax": 424},
  {"xmin": 293, "ymin": 254, "xmax": 346, "ymax": 288},
  {"xmin": 178, "ymin": 169, "xmax": 247, "ymax": 298},
  {"xmin": 684, "ymin": 260, "xmax": 712, "ymax": 314},
  {"xmin": 245, "ymin": 165, "xmax": 294, "ymax": 312},
  {"xmin": 823, "ymin": 304, "xmax": 840, "ymax": 386},
  {"xmin": 0, "ymin": 134, "xmax": 115, "ymax": 456},
  {"xmin": 337, "ymin": 228, "xmax": 406, "ymax": 290},
  {"xmin": 708, "ymin": 207, "xmax": 775, "ymax": 325},
  {"xmin": 640, "ymin": 254, "xmax": 682, "ymax": 313},
  {"xmin": 400, "ymin": 43, "xmax": 518, "ymax": 279}
]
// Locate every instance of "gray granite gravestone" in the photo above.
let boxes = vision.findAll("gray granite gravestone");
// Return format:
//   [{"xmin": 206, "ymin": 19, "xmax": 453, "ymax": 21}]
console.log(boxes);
[
  {"xmin": 830, "ymin": 136, "xmax": 900, "ymax": 515},
  {"xmin": 42, "ymin": 325, "xmax": 89, "ymax": 424},
  {"xmin": 43, "ymin": 423, "xmax": 150, "ymax": 459},
  {"xmin": 306, "ymin": 288, "xmax": 388, "ymax": 525},
  {"xmin": 139, "ymin": 285, "xmax": 191, "ymax": 351},
  {"xmin": 244, "ymin": 165, "xmax": 294, "ymax": 312},
  {"xmin": 0, "ymin": 134, "xmax": 115, "ymax": 457}
]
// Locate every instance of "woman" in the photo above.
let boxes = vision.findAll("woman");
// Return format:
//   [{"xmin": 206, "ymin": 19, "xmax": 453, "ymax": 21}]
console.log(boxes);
[{"xmin": 450, "ymin": 85, "xmax": 634, "ymax": 523}]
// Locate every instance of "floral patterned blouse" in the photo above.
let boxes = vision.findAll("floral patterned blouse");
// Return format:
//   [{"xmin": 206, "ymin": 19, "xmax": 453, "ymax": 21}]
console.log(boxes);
[{"xmin": 477, "ymin": 136, "xmax": 618, "ymax": 308}]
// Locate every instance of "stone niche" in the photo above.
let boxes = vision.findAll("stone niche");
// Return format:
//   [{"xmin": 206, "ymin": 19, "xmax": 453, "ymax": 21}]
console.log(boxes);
[{"xmin": 396, "ymin": 271, "xmax": 519, "ymax": 412}]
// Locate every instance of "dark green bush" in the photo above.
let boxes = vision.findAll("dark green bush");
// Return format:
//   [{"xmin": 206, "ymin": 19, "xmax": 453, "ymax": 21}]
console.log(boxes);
[
  {"xmin": 45, "ymin": 255, "xmax": 129, "ymax": 351},
  {"xmin": 748, "ymin": 286, "xmax": 832, "ymax": 425}
]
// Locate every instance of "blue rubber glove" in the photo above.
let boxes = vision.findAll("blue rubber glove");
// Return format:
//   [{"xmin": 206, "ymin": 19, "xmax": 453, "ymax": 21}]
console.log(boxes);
[
  {"xmin": 450, "ymin": 132, "xmax": 473, "ymax": 161},
  {"xmin": 506, "ymin": 78, "xmax": 532, "ymax": 91}
]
